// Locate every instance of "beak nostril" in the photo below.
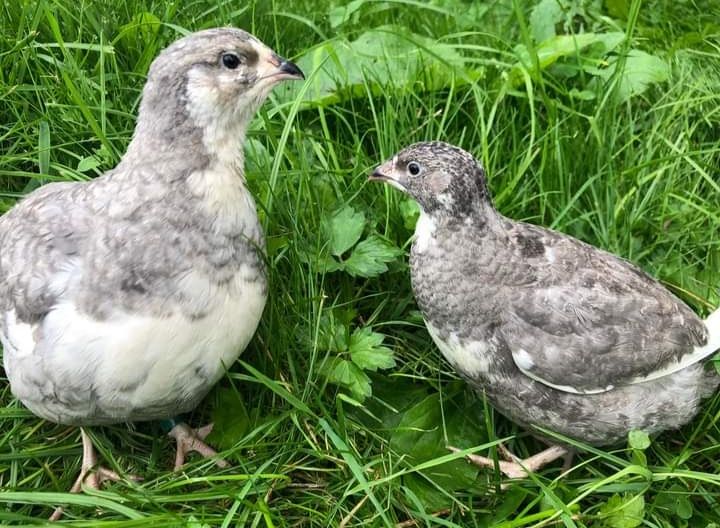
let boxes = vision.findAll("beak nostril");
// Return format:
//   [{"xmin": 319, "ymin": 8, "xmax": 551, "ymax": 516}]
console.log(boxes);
[{"xmin": 269, "ymin": 52, "xmax": 282, "ymax": 67}]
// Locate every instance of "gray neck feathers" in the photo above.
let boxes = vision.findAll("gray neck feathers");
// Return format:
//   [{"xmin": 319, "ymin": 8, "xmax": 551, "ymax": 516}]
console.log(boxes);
[{"xmin": 122, "ymin": 73, "xmax": 209, "ymax": 176}]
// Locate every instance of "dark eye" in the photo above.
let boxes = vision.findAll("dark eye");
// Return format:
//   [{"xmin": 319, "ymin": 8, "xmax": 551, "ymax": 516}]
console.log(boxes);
[
  {"xmin": 407, "ymin": 161, "xmax": 422, "ymax": 176},
  {"xmin": 221, "ymin": 53, "xmax": 242, "ymax": 69}
]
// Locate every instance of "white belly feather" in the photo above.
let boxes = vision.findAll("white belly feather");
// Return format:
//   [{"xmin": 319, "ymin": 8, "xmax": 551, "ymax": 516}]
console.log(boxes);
[{"xmin": 3, "ymin": 265, "xmax": 266, "ymax": 424}]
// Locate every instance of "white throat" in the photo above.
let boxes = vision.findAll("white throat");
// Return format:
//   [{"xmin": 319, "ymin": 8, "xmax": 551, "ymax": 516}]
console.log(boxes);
[
  {"xmin": 414, "ymin": 211, "xmax": 437, "ymax": 253},
  {"xmin": 185, "ymin": 72, "xmax": 254, "ymax": 168}
]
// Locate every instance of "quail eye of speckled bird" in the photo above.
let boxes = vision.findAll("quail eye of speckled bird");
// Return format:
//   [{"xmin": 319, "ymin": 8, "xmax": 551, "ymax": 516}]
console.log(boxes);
[
  {"xmin": 407, "ymin": 161, "xmax": 422, "ymax": 176},
  {"xmin": 221, "ymin": 52, "xmax": 242, "ymax": 69}
]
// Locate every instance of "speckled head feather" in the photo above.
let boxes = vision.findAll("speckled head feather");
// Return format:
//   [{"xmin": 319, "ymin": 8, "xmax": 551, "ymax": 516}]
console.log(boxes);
[
  {"xmin": 370, "ymin": 141, "xmax": 491, "ymax": 218},
  {"xmin": 125, "ymin": 28, "xmax": 304, "ymax": 166}
]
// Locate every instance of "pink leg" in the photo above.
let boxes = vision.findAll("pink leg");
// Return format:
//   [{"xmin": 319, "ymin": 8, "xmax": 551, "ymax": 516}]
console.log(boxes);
[
  {"xmin": 167, "ymin": 422, "xmax": 229, "ymax": 471},
  {"xmin": 50, "ymin": 429, "xmax": 137, "ymax": 521},
  {"xmin": 448, "ymin": 444, "xmax": 570, "ymax": 479}
]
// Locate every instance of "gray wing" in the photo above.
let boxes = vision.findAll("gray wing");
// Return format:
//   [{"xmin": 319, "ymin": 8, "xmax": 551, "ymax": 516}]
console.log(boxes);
[
  {"xmin": 0, "ymin": 181, "xmax": 92, "ymax": 323},
  {"xmin": 502, "ymin": 223, "xmax": 708, "ymax": 394}
]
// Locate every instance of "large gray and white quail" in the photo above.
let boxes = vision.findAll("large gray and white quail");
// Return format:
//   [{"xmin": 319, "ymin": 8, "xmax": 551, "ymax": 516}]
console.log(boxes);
[{"xmin": 0, "ymin": 28, "xmax": 304, "ymax": 516}]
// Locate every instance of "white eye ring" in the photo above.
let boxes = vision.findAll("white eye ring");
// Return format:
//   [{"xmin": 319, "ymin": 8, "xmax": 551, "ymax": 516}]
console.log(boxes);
[{"xmin": 407, "ymin": 161, "xmax": 422, "ymax": 176}]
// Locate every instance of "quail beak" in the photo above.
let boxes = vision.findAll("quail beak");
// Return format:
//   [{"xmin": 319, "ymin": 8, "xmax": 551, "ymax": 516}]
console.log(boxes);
[
  {"xmin": 264, "ymin": 52, "xmax": 305, "ymax": 82},
  {"xmin": 368, "ymin": 160, "xmax": 406, "ymax": 191}
]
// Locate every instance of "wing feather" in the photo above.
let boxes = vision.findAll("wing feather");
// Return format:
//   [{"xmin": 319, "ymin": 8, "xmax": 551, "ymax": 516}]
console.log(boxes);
[{"xmin": 502, "ymin": 223, "xmax": 710, "ymax": 394}]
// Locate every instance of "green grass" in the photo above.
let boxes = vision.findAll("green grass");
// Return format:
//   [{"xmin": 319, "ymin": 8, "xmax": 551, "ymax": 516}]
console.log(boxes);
[{"xmin": 1, "ymin": 0, "xmax": 720, "ymax": 525}]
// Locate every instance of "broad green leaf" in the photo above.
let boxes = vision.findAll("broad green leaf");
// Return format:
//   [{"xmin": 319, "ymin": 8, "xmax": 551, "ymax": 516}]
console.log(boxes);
[
  {"xmin": 628, "ymin": 429, "xmax": 651, "ymax": 450},
  {"xmin": 508, "ymin": 32, "xmax": 625, "ymax": 87},
  {"xmin": 316, "ymin": 311, "xmax": 349, "ymax": 352},
  {"xmin": 630, "ymin": 449, "xmax": 647, "ymax": 467},
  {"xmin": 653, "ymin": 485, "xmax": 694, "ymax": 521},
  {"xmin": 489, "ymin": 488, "xmax": 531, "ymax": 523},
  {"xmin": 401, "ymin": 473, "xmax": 453, "ymax": 512},
  {"xmin": 315, "ymin": 253, "xmax": 347, "ymax": 274},
  {"xmin": 390, "ymin": 393, "xmax": 481, "ymax": 509},
  {"xmin": 591, "ymin": 50, "xmax": 670, "ymax": 103},
  {"xmin": 349, "ymin": 327, "xmax": 396, "ymax": 371},
  {"xmin": 530, "ymin": 0, "xmax": 564, "ymax": 43},
  {"xmin": 77, "ymin": 155, "xmax": 102, "ymax": 173},
  {"xmin": 599, "ymin": 494, "xmax": 645, "ymax": 528},
  {"xmin": 322, "ymin": 358, "xmax": 372, "ymax": 400},
  {"xmin": 390, "ymin": 394, "xmax": 442, "ymax": 456},
  {"xmin": 356, "ymin": 375, "xmax": 434, "ymax": 431},
  {"xmin": 286, "ymin": 26, "xmax": 477, "ymax": 108},
  {"xmin": 399, "ymin": 199, "xmax": 420, "ymax": 230},
  {"xmin": 207, "ymin": 387, "xmax": 250, "ymax": 450},
  {"xmin": 326, "ymin": 205, "xmax": 366, "ymax": 256},
  {"xmin": 344, "ymin": 235, "xmax": 403, "ymax": 278}
]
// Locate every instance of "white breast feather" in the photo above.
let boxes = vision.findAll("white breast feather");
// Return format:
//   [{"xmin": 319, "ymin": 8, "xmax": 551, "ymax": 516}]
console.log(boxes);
[
  {"xmin": 414, "ymin": 212, "xmax": 436, "ymax": 254},
  {"xmin": 30, "ymin": 268, "xmax": 265, "ymax": 420},
  {"xmin": 426, "ymin": 321, "xmax": 491, "ymax": 377},
  {"xmin": 186, "ymin": 165, "xmax": 258, "ymax": 233}
]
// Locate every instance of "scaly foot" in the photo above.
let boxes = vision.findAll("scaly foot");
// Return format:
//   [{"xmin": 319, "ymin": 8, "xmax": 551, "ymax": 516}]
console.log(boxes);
[
  {"xmin": 50, "ymin": 429, "xmax": 139, "ymax": 521},
  {"xmin": 167, "ymin": 422, "xmax": 229, "ymax": 470},
  {"xmin": 448, "ymin": 444, "xmax": 571, "ymax": 479}
]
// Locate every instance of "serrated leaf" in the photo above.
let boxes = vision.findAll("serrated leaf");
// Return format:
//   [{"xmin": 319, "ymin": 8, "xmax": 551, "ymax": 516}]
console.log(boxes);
[
  {"xmin": 344, "ymin": 235, "xmax": 403, "ymax": 278},
  {"xmin": 628, "ymin": 429, "xmax": 651, "ymax": 450},
  {"xmin": 76, "ymin": 155, "xmax": 102, "ymax": 173},
  {"xmin": 322, "ymin": 358, "xmax": 372, "ymax": 400},
  {"xmin": 399, "ymin": 199, "xmax": 420, "ymax": 230},
  {"xmin": 316, "ymin": 311, "xmax": 349, "ymax": 352},
  {"xmin": 529, "ymin": 0, "xmax": 564, "ymax": 43},
  {"xmin": 326, "ymin": 205, "xmax": 366, "ymax": 256},
  {"xmin": 618, "ymin": 50, "xmax": 670, "ymax": 101},
  {"xmin": 599, "ymin": 494, "xmax": 645, "ymax": 528},
  {"xmin": 316, "ymin": 253, "xmax": 346, "ymax": 274},
  {"xmin": 349, "ymin": 327, "xmax": 396, "ymax": 371}
]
